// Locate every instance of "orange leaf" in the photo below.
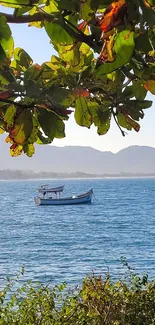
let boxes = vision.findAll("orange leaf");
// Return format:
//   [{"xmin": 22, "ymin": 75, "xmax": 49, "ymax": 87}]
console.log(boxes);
[
  {"xmin": 74, "ymin": 88, "xmax": 90, "ymax": 97},
  {"xmin": 144, "ymin": 80, "xmax": 155, "ymax": 95},
  {"xmin": 98, "ymin": 0, "xmax": 127, "ymax": 33},
  {"xmin": 5, "ymin": 135, "xmax": 13, "ymax": 144}
]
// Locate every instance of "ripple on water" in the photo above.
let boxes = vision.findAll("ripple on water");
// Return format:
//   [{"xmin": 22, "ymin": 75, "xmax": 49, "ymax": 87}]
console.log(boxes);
[{"xmin": 0, "ymin": 178, "xmax": 155, "ymax": 286}]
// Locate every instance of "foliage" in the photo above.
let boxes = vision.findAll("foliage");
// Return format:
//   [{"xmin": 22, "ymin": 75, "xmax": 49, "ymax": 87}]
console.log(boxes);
[
  {"xmin": 0, "ymin": 0, "xmax": 154, "ymax": 156},
  {"xmin": 1, "ymin": 267, "xmax": 155, "ymax": 324}
]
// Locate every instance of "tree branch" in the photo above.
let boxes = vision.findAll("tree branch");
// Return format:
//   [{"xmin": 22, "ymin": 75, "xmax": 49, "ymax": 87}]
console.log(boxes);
[
  {"xmin": 0, "ymin": 11, "xmax": 55, "ymax": 23},
  {"xmin": 0, "ymin": 11, "xmax": 100, "ymax": 52},
  {"xmin": 0, "ymin": 98, "xmax": 35, "ymax": 108}
]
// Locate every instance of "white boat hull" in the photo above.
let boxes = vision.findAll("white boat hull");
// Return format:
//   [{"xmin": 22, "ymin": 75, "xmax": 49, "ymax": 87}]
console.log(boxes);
[{"xmin": 34, "ymin": 190, "xmax": 93, "ymax": 206}]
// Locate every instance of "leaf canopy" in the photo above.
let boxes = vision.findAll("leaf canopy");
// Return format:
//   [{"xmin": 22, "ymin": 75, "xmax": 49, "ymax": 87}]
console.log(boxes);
[{"xmin": 0, "ymin": 0, "xmax": 154, "ymax": 156}]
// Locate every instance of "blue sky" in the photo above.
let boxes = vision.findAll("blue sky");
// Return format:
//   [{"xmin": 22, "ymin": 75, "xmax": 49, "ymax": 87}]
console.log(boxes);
[{"xmin": 4, "ymin": 17, "xmax": 155, "ymax": 152}]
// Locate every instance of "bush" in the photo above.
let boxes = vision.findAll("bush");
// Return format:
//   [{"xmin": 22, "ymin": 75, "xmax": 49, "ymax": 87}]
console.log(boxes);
[{"xmin": 0, "ymin": 267, "xmax": 155, "ymax": 325}]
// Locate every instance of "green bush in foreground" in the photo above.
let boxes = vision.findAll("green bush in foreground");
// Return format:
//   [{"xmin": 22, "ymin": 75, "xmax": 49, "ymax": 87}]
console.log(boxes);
[{"xmin": 0, "ymin": 267, "xmax": 155, "ymax": 325}]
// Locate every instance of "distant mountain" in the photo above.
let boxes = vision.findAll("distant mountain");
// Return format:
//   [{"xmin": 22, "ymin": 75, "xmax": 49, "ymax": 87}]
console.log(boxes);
[{"xmin": 0, "ymin": 135, "xmax": 155, "ymax": 175}]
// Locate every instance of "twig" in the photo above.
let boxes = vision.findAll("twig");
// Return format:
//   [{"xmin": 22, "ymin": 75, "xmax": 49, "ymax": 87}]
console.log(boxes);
[
  {"xmin": 121, "ymin": 79, "xmax": 132, "ymax": 89},
  {"xmin": 121, "ymin": 67, "xmax": 139, "ymax": 81},
  {"xmin": 112, "ymin": 110, "xmax": 126, "ymax": 137}
]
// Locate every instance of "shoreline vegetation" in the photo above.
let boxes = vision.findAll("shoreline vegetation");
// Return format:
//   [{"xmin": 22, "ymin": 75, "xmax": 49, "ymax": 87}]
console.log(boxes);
[
  {"xmin": 0, "ymin": 169, "xmax": 155, "ymax": 180},
  {"xmin": 1, "ymin": 263, "xmax": 155, "ymax": 325}
]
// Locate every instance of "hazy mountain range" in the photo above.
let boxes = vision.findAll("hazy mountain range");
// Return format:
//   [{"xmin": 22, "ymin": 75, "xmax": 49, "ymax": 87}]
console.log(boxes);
[{"xmin": 0, "ymin": 135, "xmax": 155, "ymax": 176}]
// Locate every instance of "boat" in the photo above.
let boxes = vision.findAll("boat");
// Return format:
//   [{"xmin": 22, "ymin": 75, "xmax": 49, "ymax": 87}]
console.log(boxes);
[
  {"xmin": 34, "ymin": 187, "xmax": 93, "ymax": 206},
  {"xmin": 37, "ymin": 184, "xmax": 64, "ymax": 194}
]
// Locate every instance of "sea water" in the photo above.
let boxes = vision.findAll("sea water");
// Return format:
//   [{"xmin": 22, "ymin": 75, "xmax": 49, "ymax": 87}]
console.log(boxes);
[{"xmin": 0, "ymin": 178, "xmax": 155, "ymax": 286}]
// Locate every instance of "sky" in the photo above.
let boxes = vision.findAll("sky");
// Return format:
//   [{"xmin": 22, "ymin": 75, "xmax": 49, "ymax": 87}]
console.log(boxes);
[{"xmin": 2, "ymin": 11, "xmax": 155, "ymax": 153}]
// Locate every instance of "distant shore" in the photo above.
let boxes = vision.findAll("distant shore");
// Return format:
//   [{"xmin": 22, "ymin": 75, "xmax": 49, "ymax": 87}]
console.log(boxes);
[{"xmin": 0, "ymin": 170, "xmax": 155, "ymax": 180}]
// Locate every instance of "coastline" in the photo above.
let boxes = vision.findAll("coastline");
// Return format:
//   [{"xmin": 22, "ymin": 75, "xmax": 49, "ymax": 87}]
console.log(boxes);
[{"xmin": 0, "ymin": 170, "xmax": 155, "ymax": 180}]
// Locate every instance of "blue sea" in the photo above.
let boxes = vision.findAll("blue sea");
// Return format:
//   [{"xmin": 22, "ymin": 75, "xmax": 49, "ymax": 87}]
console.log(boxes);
[{"xmin": 0, "ymin": 178, "xmax": 155, "ymax": 287}]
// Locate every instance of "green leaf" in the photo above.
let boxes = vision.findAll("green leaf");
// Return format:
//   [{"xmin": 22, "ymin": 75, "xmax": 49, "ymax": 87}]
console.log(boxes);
[
  {"xmin": 9, "ymin": 110, "xmax": 33, "ymax": 144},
  {"xmin": 36, "ymin": 130, "xmax": 51, "ymax": 144},
  {"xmin": 55, "ymin": 119, "xmax": 65, "ymax": 138},
  {"xmin": 0, "ymin": 67, "xmax": 16, "ymax": 84},
  {"xmin": 57, "ymin": 0, "xmax": 79, "ymax": 11},
  {"xmin": 120, "ymin": 105, "xmax": 144, "ymax": 121},
  {"xmin": 135, "ymin": 32, "xmax": 152, "ymax": 53},
  {"xmin": 23, "ymin": 143, "xmax": 35, "ymax": 157},
  {"xmin": 13, "ymin": 6, "xmax": 32, "ymax": 16},
  {"xmin": 80, "ymin": 0, "xmax": 94, "ymax": 21},
  {"xmin": 8, "ymin": 81, "xmax": 25, "ymax": 93},
  {"xmin": 126, "ymin": 100, "xmax": 152, "ymax": 109},
  {"xmin": 122, "ymin": 86, "xmax": 134, "ymax": 98},
  {"xmin": 44, "ymin": 19, "xmax": 74, "ymax": 45},
  {"xmin": 88, "ymin": 101, "xmax": 111, "ymax": 135},
  {"xmin": 0, "ymin": 0, "xmax": 29, "ymax": 8},
  {"xmin": 4, "ymin": 104, "xmax": 17, "ymax": 127},
  {"xmin": 75, "ymin": 97, "xmax": 92, "ymax": 127},
  {"xmin": 141, "ymin": 1, "xmax": 155, "ymax": 27},
  {"xmin": 44, "ymin": 2, "xmax": 59, "ymax": 14},
  {"xmin": 0, "ymin": 15, "xmax": 14, "ymax": 60},
  {"xmin": 47, "ymin": 87, "xmax": 74, "ymax": 108},
  {"xmin": 24, "ymin": 64, "xmax": 43, "ymax": 84},
  {"xmin": 117, "ymin": 112, "xmax": 132, "ymax": 130},
  {"xmin": 94, "ymin": 109, "xmax": 111, "ymax": 135},
  {"xmin": 0, "ymin": 118, "xmax": 5, "ymax": 133},
  {"xmin": 37, "ymin": 110, "xmax": 65, "ymax": 140},
  {"xmin": 14, "ymin": 48, "xmax": 33, "ymax": 70},
  {"xmin": 0, "ymin": 44, "xmax": 7, "ymax": 62},
  {"xmin": 27, "ymin": 116, "xmax": 38, "ymax": 143},
  {"xmin": 55, "ymin": 43, "xmax": 81, "ymax": 67},
  {"xmin": 132, "ymin": 80, "xmax": 147, "ymax": 100},
  {"xmin": 26, "ymin": 80, "xmax": 41, "ymax": 98},
  {"xmin": 96, "ymin": 30, "xmax": 135, "ymax": 76}
]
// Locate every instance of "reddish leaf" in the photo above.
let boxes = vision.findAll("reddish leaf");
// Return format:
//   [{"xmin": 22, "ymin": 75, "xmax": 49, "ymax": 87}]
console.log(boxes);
[
  {"xmin": 98, "ymin": 0, "xmax": 127, "ymax": 34},
  {"xmin": 66, "ymin": 109, "xmax": 73, "ymax": 114},
  {"xmin": 33, "ymin": 63, "xmax": 42, "ymax": 70},
  {"xmin": 125, "ymin": 115, "xmax": 140, "ymax": 132},
  {"xmin": 99, "ymin": 36, "xmax": 115, "ymax": 62},
  {"xmin": 78, "ymin": 21, "xmax": 87, "ymax": 30},
  {"xmin": 61, "ymin": 109, "xmax": 73, "ymax": 115},
  {"xmin": 10, "ymin": 143, "xmax": 17, "ymax": 150},
  {"xmin": 74, "ymin": 88, "xmax": 90, "ymax": 97},
  {"xmin": 0, "ymin": 90, "xmax": 13, "ymax": 99}
]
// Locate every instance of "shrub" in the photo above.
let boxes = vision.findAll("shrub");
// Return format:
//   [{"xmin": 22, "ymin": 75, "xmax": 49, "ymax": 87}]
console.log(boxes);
[{"xmin": 0, "ymin": 268, "xmax": 155, "ymax": 325}]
